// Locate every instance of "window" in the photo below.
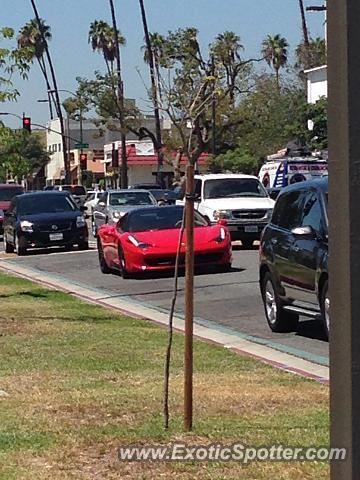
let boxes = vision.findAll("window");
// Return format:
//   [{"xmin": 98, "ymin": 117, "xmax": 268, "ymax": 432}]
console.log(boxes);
[
  {"xmin": 203, "ymin": 178, "xmax": 267, "ymax": 199},
  {"xmin": 109, "ymin": 192, "xmax": 156, "ymax": 206},
  {"xmin": 271, "ymin": 190, "xmax": 304, "ymax": 230},
  {"xmin": 58, "ymin": 143, "xmax": 61, "ymax": 152},
  {"xmin": 300, "ymin": 190, "xmax": 323, "ymax": 233},
  {"xmin": 98, "ymin": 192, "xmax": 108, "ymax": 204},
  {"xmin": 194, "ymin": 179, "xmax": 202, "ymax": 199},
  {"xmin": 53, "ymin": 144, "xmax": 57, "ymax": 152}
]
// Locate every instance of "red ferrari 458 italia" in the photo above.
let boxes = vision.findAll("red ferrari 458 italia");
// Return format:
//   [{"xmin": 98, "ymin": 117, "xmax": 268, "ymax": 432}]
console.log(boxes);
[{"xmin": 97, "ymin": 205, "xmax": 232, "ymax": 277}]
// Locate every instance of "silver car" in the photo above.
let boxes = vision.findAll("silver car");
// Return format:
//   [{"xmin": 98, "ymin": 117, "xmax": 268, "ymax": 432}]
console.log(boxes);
[{"xmin": 92, "ymin": 189, "xmax": 157, "ymax": 237}]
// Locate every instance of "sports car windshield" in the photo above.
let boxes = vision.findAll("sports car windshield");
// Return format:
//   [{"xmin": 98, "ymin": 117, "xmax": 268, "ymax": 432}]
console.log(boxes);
[
  {"xmin": 204, "ymin": 179, "xmax": 268, "ymax": 199},
  {"xmin": 109, "ymin": 192, "xmax": 155, "ymax": 206},
  {"xmin": 127, "ymin": 207, "xmax": 208, "ymax": 232},
  {"xmin": 18, "ymin": 195, "xmax": 77, "ymax": 215}
]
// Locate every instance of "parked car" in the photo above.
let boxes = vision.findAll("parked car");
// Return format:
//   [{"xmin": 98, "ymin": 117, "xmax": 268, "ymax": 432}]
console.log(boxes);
[
  {"xmin": 54, "ymin": 185, "xmax": 87, "ymax": 207},
  {"xmin": 259, "ymin": 177, "xmax": 329, "ymax": 338},
  {"xmin": 177, "ymin": 174, "xmax": 274, "ymax": 248},
  {"xmin": 148, "ymin": 189, "xmax": 179, "ymax": 205},
  {"xmin": 3, "ymin": 191, "xmax": 89, "ymax": 255},
  {"xmin": 129, "ymin": 183, "xmax": 163, "ymax": 190},
  {"xmin": 84, "ymin": 190, "xmax": 102, "ymax": 212},
  {"xmin": 0, "ymin": 184, "xmax": 24, "ymax": 213},
  {"xmin": 0, "ymin": 209, "xmax": 4, "ymax": 236},
  {"xmin": 97, "ymin": 205, "xmax": 232, "ymax": 277},
  {"xmin": 92, "ymin": 189, "xmax": 157, "ymax": 237}
]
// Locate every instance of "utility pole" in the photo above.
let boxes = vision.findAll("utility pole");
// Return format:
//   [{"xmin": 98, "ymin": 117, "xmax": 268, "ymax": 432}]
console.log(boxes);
[
  {"xmin": 139, "ymin": 0, "xmax": 163, "ymax": 186},
  {"xmin": 328, "ymin": 0, "xmax": 360, "ymax": 478},
  {"xmin": 109, "ymin": 0, "xmax": 128, "ymax": 189}
]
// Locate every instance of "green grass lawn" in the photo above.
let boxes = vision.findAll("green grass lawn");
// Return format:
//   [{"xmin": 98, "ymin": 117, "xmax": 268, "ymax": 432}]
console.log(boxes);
[{"xmin": 0, "ymin": 272, "xmax": 329, "ymax": 479}]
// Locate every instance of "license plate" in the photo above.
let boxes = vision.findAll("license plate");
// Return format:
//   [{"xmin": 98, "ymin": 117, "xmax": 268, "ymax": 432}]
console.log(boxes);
[
  {"xmin": 244, "ymin": 225, "xmax": 258, "ymax": 233},
  {"xmin": 49, "ymin": 233, "xmax": 63, "ymax": 241}
]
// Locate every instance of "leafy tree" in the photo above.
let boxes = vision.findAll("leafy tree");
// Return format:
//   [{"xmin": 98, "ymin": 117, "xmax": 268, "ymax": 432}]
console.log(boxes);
[
  {"xmin": 209, "ymin": 147, "xmax": 260, "ymax": 175},
  {"xmin": 0, "ymin": 27, "xmax": 30, "ymax": 102},
  {"xmin": 0, "ymin": 127, "xmax": 49, "ymax": 182},
  {"xmin": 261, "ymin": 34, "xmax": 289, "ymax": 91},
  {"xmin": 235, "ymin": 74, "xmax": 307, "ymax": 161},
  {"xmin": 146, "ymin": 27, "xmax": 254, "ymax": 167},
  {"xmin": 74, "ymin": 72, "xmax": 140, "ymax": 135}
]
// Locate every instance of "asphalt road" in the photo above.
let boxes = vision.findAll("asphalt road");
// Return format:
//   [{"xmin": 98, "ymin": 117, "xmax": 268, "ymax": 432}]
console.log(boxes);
[{"xmin": 0, "ymin": 237, "xmax": 329, "ymax": 365}]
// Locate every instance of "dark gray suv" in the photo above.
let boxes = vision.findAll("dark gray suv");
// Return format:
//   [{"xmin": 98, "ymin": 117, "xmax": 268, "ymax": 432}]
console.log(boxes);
[{"xmin": 259, "ymin": 178, "xmax": 329, "ymax": 338}]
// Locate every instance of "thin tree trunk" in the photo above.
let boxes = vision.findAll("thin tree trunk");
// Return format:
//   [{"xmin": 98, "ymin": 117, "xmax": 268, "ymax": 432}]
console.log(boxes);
[
  {"xmin": 275, "ymin": 68, "xmax": 280, "ymax": 92},
  {"xmin": 30, "ymin": 0, "xmax": 69, "ymax": 184},
  {"xmin": 108, "ymin": 0, "xmax": 128, "ymax": 189},
  {"xmin": 139, "ymin": 0, "xmax": 163, "ymax": 185}
]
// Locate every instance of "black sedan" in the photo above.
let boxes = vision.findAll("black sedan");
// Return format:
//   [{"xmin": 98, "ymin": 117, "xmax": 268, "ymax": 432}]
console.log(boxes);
[{"xmin": 3, "ymin": 191, "xmax": 89, "ymax": 255}]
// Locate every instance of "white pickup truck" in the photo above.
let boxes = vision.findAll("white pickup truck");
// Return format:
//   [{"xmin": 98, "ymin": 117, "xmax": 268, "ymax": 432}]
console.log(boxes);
[{"xmin": 177, "ymin": 174, "xmax": 275, "ymax": 248}]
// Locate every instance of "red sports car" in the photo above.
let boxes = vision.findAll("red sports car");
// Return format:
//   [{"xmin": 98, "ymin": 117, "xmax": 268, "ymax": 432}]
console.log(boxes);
[{"xmin": 97, "ymin": 205, "xmax": 232, "ymax": 277}]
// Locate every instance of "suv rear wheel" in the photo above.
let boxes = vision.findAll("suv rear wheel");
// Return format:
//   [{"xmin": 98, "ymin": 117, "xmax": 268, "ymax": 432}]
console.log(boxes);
[
  {"xmin": 320, "ymin": 279, "xmax": 329, "ymax": 340},
  {"xmin": 261, "ymin": 272, "xmax": 299, "ymax": 332}
]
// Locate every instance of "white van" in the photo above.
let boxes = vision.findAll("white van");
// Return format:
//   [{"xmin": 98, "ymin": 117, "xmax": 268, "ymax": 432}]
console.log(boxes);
[{"xmin": 258, "ymin": 157, "xmax": 328, "ymax": 190}]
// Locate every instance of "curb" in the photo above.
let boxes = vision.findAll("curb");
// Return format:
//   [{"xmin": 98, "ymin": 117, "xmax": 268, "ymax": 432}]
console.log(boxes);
[{"xmin": 0, "ymin": 261, "xmax": 329, "ymax": 384}]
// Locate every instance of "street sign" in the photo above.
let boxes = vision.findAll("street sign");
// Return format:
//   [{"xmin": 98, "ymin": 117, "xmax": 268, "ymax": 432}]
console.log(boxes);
[{"xmin": 74, "ymin": 143, "xmax": 89, "ymax": 149}]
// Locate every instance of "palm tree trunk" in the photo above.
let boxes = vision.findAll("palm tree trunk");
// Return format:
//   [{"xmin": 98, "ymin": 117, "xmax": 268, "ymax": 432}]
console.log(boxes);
[
  {"xmin": 108, "ymin": 0, "xmax": 128, "ymax": 189},
  {"xmin": 30, "ymin": 0, "xmax": 70, "ymax": 184},
  {"xmin": 139, "ymin": 0, "xmax": 163, "ymax": 185},
  {"xmin": 299, "ymin": 0, "xmax": 310, "ymax": 47},
  {"xmin": 275, "ymin": 68, "xmax": 280, "ymax": 92}
]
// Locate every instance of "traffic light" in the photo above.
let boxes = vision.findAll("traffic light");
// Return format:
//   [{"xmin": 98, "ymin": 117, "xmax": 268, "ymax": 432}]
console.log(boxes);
[
  {"xmin": 111, "ymin": 148, "xmax": 119, "ymax": 168},
  {"xmin": 79, "ymin": 153, "xmax": 87, "ymax": 171},
  {"xmin": 22, "ymin": 117, "xmax": 31, "ymax": 133}
]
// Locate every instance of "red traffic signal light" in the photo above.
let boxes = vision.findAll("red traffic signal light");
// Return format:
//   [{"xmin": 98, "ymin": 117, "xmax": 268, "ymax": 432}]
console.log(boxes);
[
  {"xmin": 22, "ymin": 117, "xmax": 31, "ymax": 133},
  {"xmin": 79, "ymin": 153, "xmax": 87, "ymax": 170}
]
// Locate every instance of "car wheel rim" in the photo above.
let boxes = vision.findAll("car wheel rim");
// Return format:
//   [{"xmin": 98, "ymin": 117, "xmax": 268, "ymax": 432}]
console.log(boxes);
[
  {"xmin": 325, "ymin": 292, "xmax": 330, "ymax": 332},
  {"xmin": 265, "ymin": 280, "xmax": 277, "ymax": 325}
]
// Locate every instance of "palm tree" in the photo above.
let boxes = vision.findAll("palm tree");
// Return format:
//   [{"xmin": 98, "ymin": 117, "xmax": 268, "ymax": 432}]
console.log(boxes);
[
  {"xmin": 261, "ymin": 34, "xmax": 289, "ymax": 91},
  {"xmin": 210, "ymin": 31, "xmax": 244, "ymax": 105},
  {"xmin": 17, "ymin": 18, "xmax": 54, "ymax": 118},
  {"xmin": 29, "ymin": 0, "xmax": 69, "ymax": 183},
  {"xmin": 88, "ymin": 20, "xmax": 125, "ymax": 75}
]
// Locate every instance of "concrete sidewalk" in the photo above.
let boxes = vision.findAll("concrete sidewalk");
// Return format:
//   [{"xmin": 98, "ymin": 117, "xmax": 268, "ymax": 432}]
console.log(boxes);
[{"xmin": 0, "ymin": 261, "xmax": 329, "ymax": 384}]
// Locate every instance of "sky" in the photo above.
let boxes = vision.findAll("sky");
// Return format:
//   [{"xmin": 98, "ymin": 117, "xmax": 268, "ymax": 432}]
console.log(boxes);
[{"xmin": 1, "ymin": 0, "xmax": 325, "ymax": 129}]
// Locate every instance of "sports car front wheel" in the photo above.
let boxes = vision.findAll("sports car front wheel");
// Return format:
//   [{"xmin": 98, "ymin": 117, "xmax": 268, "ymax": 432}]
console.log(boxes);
[
  {"xmin": 98, "ymin": 241, "xmax": 111, "ymax": 274},
  {"xmin": 118, "ymin": 246, "xmax": 130, "ymax": 279}
]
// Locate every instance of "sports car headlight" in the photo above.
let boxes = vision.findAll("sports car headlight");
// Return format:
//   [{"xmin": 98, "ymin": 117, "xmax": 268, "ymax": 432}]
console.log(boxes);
[
  {"xmin": 76, "ymin": 216, "xmax": 86, "ymax": 227},
  {"xmin": 265, "ymin": 209, "xmax": 273, "ymax": 221},
  {"xmin": 20, "ymin": 220, "xmax": 33, "ymax": 233},
  {"xmin": 128, "ymin": 235, "xmax": 151, "ymax": 249},
  {"xmin": 213, "ymin": 210, "xmax": 231, "ymax": 221}
]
